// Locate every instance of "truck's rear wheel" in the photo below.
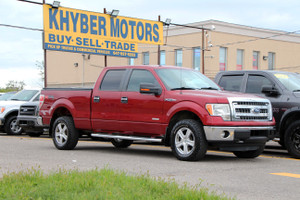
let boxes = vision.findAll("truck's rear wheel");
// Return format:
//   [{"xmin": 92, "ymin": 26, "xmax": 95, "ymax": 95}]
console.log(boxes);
[
  {"xmin": 284, "ymin": 120, "xmax": 300, "ymax": 158},
  {"xmin": 5, "ymin": 115, "xmax": 23, "ymax": 135},
  {"xmin": 233, "ymin": 145, "xmax": 264, "ymax": 158},
  {"xmin": 171, "ymin": 119, "xmax": 207, "ymax": 161},
  {"xmin": 52, "ymin": 116, "xmax": 79, "ymax": 150},
  {"xmin": 111, "ymin": 139, "xmax": 133, "ymax": 148}
]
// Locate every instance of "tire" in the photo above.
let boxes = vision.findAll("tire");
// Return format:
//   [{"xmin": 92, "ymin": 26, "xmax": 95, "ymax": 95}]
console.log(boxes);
[
  {"xmin": 233, "ymin": 145, "xmax": 265, "ymax": 158},
  {"xmin": 171, "ymin": 119, "xmax": 207, "ymax": 161},
  {"xmin": 284, "ymin": 120, "xmax": 300, "ymax": 158},
  {"xmin": 4, "ymin": 115, "xmax": 23, "ymax": 135},
  {"xmin": 27, "ymin": 132, "xmax": 43, "ymax": 137},
  {"xmin": 52, "ymin": 116, "xmax": 79, "ymax": 150},
  {"xmin": 111, "ymin": 138, "xmax": 133, "ymax": 148}
]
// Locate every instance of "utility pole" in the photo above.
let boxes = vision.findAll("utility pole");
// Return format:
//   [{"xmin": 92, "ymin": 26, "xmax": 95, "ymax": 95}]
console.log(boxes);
[
  {"xmin": 157, "ymin": 15, "xmax": 161, "ymax": 65},
  {"xmin": 104, "ymin": 8, "xmax": 107, "ymax": 67},
  {"xmin": 163, "ymin": 22, "xmax": 214, "ymax": 75},
  {"xmin": 202, "ymin": 29, "xmax": 205, "ymax": 74}
]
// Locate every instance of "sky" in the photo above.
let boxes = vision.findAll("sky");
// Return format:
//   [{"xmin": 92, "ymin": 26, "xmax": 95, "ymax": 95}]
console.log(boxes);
[{"xmin": 1, "ymin": 0, "xmax": 300, "ymax": 88}]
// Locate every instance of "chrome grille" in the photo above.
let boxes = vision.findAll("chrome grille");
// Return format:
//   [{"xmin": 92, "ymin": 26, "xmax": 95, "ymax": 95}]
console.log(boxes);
[
  {"xmin": 228, "ymin": 97, "xmax": 272, "ymax": 121},
  {"xmin": 19, "ymin": 106, "xmax": 37, "ymax": 116}
]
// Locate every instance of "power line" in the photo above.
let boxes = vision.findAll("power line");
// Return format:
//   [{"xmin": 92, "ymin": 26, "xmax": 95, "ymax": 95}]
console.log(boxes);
[
  {"xmin": 214, "ymin": 29, "xmax": 300, "ymax": 47},
  {"xmin": 0, "ymin": 23, "xmax": 43, "ymax": 32}
]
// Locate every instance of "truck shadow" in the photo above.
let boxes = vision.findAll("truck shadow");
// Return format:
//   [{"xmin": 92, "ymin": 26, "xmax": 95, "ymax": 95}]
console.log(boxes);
[{"xmin": 74, "ymin": 145, "xmax": 253, "ymax": 162}]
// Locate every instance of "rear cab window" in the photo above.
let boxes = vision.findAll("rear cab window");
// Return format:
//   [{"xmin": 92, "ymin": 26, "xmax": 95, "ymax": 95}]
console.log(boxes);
[
  {"xmin": 100, "ymin": 69, "xmax": 126, "ymax": 91},
  {"xmin": 218, "ymin": 75, "xmax": 244, "ymax": 92}
]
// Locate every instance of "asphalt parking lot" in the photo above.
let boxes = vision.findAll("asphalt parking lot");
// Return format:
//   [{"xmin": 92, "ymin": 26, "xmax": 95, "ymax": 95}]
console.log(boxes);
[{"xmin": 0, "ymin": 132, "xmax": 300, "ymax": 200}]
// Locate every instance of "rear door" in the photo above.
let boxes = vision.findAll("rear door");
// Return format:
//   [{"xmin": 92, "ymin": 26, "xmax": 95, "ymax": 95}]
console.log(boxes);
[{"xmin": 91, "ymin": 69, "xmax": 127, "ymax": 132}]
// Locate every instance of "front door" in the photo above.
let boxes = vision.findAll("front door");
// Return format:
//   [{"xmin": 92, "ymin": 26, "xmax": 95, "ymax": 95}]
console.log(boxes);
[{"xmin": 119, "ymin": 69, "xmax": 165, "ymax": 135}]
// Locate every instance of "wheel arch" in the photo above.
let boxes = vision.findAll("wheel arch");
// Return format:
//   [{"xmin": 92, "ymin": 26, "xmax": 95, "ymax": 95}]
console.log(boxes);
[
  {"xmin": 279, "ymin": 107, "xmax": 300, "ymax": 137},
  {"xmin": 49, "ymin": 107, "xmax": 73, "ymax": 137},
  {"xmin": 164, "ymin": 110, "xmax": 203, "ymax": 146}
]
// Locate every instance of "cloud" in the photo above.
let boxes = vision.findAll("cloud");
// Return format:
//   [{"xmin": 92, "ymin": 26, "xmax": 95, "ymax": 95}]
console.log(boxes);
[{"xmin": 0, "ymin": 67, "xmax": 42, "ymax": 89}]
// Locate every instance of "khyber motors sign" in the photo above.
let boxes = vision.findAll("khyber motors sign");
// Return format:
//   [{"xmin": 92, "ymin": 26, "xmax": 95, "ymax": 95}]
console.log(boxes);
[{"xmin": 43, "ymin": 4, "xmax": 163, "ymax": 58}]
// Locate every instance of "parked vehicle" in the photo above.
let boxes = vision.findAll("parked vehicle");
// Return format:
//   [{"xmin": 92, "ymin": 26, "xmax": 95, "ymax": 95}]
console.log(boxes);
[
  {"xmin": 0, "ymin": 89, "xmax": 40, "ymax": 135},
  {"xmin": 38, "ymin": 66, "xmax": 275, "ymax": 161},
  {"xmin": 215, "ymin": 70, "xmax": 300, "ymax": 158},
  {"xmin": 17, "ymin": 101, "xmax": 47, "ymax": 137},
  {"xmin": 0, "ymin": 91, "xmax": 17, "ymax": 101}
]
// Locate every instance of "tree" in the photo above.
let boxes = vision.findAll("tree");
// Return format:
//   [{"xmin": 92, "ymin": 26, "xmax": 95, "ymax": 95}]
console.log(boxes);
[
  {"xmin": 36, "ymin": 61, "xmax": 44, "ymax": 86},
  {"xmin": 5, "ymin": 80, "xmax": 25, "ymax": 91}
]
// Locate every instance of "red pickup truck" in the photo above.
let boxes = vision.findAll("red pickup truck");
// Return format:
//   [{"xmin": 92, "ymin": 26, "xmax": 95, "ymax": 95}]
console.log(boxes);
[{"xmin": 38, "ymin": 66, "xmax": 275, "ymax": 161}]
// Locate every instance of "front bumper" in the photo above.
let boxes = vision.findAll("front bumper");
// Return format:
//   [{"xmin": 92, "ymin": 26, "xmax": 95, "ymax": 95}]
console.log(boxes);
[
  {"xmin": 17, "ymin": 116, "xmax": 47, "ymax": 132},
  {"xmin": 0, "ymin": 117, "xmax": 4, "ymax": 127},
  {"xmin": 204, "ymin": 126, "xmax": 275, "ymax": 151}
]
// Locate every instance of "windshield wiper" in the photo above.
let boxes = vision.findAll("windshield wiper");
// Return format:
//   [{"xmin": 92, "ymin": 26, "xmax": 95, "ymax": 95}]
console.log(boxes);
[
  {"xmin": 200, "ymin": 87, "xmax": 218, "ymax": 90},
  {"xmin": 9, "ymin": 99, "xmax": 20, "ymax": 101},
  {"xmin": 293, "ymin": 89, "xmax": 300, "ymax": 92},
  {"xmin": 171, "ymin": 87, "xmax": 196, "ymax": 91}
]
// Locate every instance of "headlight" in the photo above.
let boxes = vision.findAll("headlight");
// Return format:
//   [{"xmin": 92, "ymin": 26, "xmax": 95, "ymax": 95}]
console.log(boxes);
[
  {"xmin": 206, "ymin": 104, "xmax": 231, "ymax": 121},
  {"xmin": 0, "ymin": 107, "xmax": 5, "ymax": 114}
]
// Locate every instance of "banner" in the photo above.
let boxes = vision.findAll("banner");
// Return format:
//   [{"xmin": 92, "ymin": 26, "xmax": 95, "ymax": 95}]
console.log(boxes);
[{"xmin": 43, "ymin": 4, "xmax": 163, "ymax": 58}]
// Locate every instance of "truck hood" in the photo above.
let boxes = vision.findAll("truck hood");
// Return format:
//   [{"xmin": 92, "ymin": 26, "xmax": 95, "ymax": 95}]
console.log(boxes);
[
  {"xmin": 179, "ymin": 90, "xmax": 263, "ymax": 103},
  {"xmin": 0, "ymin": 100, "xmax": 27, "ymax": 107}
]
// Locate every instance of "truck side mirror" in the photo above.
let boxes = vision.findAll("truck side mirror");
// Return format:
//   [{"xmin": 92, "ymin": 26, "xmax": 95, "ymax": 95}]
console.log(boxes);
[
  {"xmin": 140, "ymin": 83, "xmax": 162, "ymax": 96},
  {"xmin": 261, "ymin": 85, "xmax": 279, "ymax": 96}
]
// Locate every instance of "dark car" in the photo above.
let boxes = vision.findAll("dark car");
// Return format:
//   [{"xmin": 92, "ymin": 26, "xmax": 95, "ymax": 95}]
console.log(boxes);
[{"xmin": 215, "ymin": 70, "xmax": 300, "ymax": 158}]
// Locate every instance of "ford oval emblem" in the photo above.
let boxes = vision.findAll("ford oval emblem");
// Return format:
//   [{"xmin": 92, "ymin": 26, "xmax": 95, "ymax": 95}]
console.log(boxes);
[{"xmin": 253, "ymin": 108, "xmax": 260, "ymax": 113}]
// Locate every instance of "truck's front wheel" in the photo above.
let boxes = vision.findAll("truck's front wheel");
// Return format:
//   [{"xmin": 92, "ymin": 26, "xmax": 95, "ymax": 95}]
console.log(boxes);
[
  {"xmin": 171, "ymin": 119, "xmax": 207, "ymax": 161},
  {"xmin": 284, "ymin": 120, "xmax": 300, "ymax": 158},
  {"xmin": 52, "ymin": 116, "xmax": 79, "ymax": 150}
]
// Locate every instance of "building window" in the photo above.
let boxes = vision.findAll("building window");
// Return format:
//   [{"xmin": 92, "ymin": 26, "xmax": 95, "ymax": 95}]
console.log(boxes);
[
  {"xmin": 160, "ymin": 50, "xmax": 165, "ymax": 65},
  {"xmin": 253, "ymin": 51, "xmax": 259, "ymax": 70},
  {"xmin": 175, "ymin": 49, "xmax": 183, "ymax": 66},
  {"xmin": 268, "ymin": 52, "xmax": 275, "ymax": 70},
  {"xmin": 193, "ymin": 47, "xmax": 201, "ymax": 71},
  {"xmin": 236, "ymin": 49, "xmax": 244, "ymax": 70},
  {"xmin": 128, "ymin": 58, "xmax": 134, "ymax": 66},
  {"xmin": 143, "ymin": 52, "xmax": 149, "ymax": 65},
  {"xmin": 219, "ymin": 47, "xmax": 227, "ymax": 71}
]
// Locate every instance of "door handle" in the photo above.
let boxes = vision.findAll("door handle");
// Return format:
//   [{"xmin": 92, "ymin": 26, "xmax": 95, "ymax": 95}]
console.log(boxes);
[
  {"xmin": 121, "ymin": 97, "xmax": 128, "ymax": 104},
  {"xmin": 93, "ymin": 96, "xmax": 100, "ymax": 103}
]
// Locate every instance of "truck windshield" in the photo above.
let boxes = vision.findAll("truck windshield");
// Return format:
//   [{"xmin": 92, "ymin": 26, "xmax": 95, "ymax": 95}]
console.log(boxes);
[
  {"xmin": 272, "ymin": 72, "xmax": 300, "ymax": 92},
  {"xmin": 9, "ymin": 90, "xmax": 39, "ymax": 101},
  {"xmin": 156, "ymin": 68, "xmax": 220, "ymax": 91}
]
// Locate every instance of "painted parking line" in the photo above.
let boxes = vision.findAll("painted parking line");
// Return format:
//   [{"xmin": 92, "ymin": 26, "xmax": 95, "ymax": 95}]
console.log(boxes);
[{"xmin": 270, "ymin": 173, "xmax": 300, "ymax": 178}]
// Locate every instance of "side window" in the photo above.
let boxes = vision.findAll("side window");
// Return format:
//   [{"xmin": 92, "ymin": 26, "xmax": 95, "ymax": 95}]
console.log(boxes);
[
  {"xmin": 127, "ymin": 70, "xmax": 160, "ymax": 92},
  {"xmin": 100, "ymin": 69, "xmax": 126, "ymax": 91},
  {"xmin": 246, "ymin": 75, "xmax": 272, "ymax": 94},
  {"xmin": 219, "ymin": 75, "xmax": 243, "ymax": 92}
]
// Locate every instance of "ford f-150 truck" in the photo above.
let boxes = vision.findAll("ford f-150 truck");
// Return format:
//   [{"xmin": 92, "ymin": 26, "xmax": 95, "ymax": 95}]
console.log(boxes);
[
  {"xmin": 215, "ymin": 70, "xmax": 300, "ymax": 158},
  {"xmin": 38, "ymin": 66, "xmax": 275, "ymax": 161}
]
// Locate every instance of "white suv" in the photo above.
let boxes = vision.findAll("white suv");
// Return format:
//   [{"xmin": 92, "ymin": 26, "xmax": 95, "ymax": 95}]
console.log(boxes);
[{"xmin": 0, "ymin": 90, "xmax": 40, "ymax": 135}]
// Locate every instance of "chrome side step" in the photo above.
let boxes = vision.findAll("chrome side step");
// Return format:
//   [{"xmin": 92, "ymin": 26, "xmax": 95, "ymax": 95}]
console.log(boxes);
[{"xmin": 91, "ymin": 133, "xmax": 163, "ymax": 143}]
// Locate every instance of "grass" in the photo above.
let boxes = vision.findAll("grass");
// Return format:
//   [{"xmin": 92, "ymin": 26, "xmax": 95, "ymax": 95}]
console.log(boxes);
[{"xmin": 0, "ymin": 168, "xmax": 233, "ymax": 200}]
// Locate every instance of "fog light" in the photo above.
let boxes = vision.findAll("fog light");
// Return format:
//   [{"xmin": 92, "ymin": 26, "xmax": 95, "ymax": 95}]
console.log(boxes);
[{"xmin": 221, "ymin": 131, "xmax": 230, "ymax": 139}]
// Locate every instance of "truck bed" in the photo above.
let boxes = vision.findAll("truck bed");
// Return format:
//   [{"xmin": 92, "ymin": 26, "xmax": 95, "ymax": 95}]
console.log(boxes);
[{"xmin": 41, "ymin": 88, "xmax": 93, "ymax": 130}]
